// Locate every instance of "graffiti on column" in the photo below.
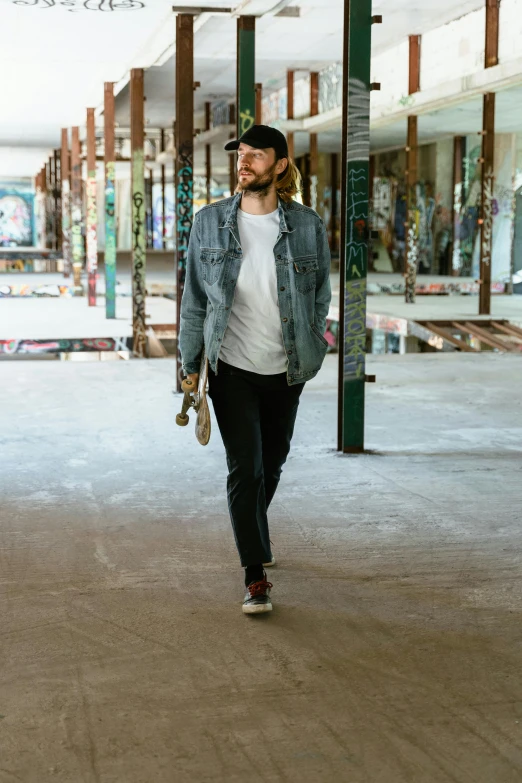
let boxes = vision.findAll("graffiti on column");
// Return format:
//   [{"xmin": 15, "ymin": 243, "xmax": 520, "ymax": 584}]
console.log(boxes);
[
  {"xmin": 176, "ymin": 143, "xmax": 193, "ymax": 386},
  {"xmin": 71, "ymin": 161, "xmax": 84, "ymax": 291},
  {"xmin": 86, "ymin": 176, "xmax": 97, "ymax": 305},
  {"xmin": 481, "ymin": 167, "xmax": 494, "ymax": 269},
  {"xmin": 13, "ymin": 0, "xmax": 145, "ymax": 11},
  {"xmin": 405, "ymin": 201, "xmax": 419, "ymax": 304},
  {"xmin": 239, "ymin": 109, "xmax": 254, "ymax": 135},
  {"xmin": 452, "ymin": 181, "xmax": 462, "ymax": 274},
  {"xmin": 132, "ymin": 149, "xmax": 147, "ymax": 358},
  {"xmin": 105, "ymin": 161, "xmax": 116, "ymax": 318},
  {"xmin": 61, "ymin": 179, "xmax": 72, "ymax": 277}
]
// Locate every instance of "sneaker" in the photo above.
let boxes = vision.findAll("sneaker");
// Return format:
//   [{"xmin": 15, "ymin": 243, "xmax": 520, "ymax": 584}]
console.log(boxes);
[
  {"xmin": 263, "ymin": 555, "xmax": 276, "ymax": 568},
  {"xmin": 242, "ymin": 578, "xmax": 273, "ymax": 614}
]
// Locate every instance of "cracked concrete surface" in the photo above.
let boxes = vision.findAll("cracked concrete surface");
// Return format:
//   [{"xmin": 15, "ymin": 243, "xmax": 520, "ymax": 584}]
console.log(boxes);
[{"xmin": 1, "ymin": 353, "xmax": 522, "ymax": 782}]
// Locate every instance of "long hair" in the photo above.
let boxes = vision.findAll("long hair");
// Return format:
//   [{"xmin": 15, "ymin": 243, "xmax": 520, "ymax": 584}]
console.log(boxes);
[
  {"xmin": 235, "ymin": 155, "xmax": 302, "ymax": 202},
  {"xmin": 275, "ymin": 158, "xmax": 302, "ymax": 202}
]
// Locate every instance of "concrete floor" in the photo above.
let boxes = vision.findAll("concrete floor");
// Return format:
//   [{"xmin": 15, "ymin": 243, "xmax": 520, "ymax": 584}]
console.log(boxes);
[{"xmin": 1, "ymin": 353, "xmax": 522, "ymax": 782}]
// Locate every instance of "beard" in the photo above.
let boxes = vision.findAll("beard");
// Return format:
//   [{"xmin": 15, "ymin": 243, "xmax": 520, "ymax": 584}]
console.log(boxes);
[{"xmin": 237, "ymin": 161, "xmax": 279, "ymax": 197}]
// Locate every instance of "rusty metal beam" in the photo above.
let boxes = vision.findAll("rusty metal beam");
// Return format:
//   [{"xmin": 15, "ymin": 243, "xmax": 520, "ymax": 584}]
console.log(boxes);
[
  {"xmin": 485, "ymin": 0, "xmax": 500, "ymax": 68},
  {"xmin": 104, "ymin": 82, "xmax": 117, "ymax": 319},
  {"xmin": 479, "ymin": 93, "xmax": 495, "ymax": 315},
  {"xmin": 408, "ymin": 35, "xmax": 421, "ymax": 94},
  {"xmin": 255, "ymin": 82, "xmax": 263, "ymax": 124},
  {"xmin": 452, "ymin": 135, "xmax": 464, "ymax": 276},
  {"xmin": 175, "ymin": 13, "xmax": 194, "ymax": 387},
  {"xmin": 425, "ymin": 322, "xmax": 478, "ymax": 352},
  {"xmin": 86, "ymin": 107, "xmax": 98, "ymax": 306},
  {"xmin": 287, "ymin": 69, "xmax": 295, "ymax": 160},
  {"xmin": 60, "ymin": 129, "xmax": 71, "ymax": 278},
  {"xmin": 130, "ymin": 68, "xmax": 148, "ymax": 357}
]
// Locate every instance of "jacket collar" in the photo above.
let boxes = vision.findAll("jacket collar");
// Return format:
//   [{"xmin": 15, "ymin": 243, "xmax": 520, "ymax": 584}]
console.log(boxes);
[{"xmin": 219, "ymin": 192, "xmax": 295, "ymax": 234}]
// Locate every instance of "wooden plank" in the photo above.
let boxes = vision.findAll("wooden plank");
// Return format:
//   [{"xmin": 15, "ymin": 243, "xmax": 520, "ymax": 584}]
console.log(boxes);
[
  {"xmin": 491, "ymin": 321, "xmax": 522, "ymax": 341},
  {"xmin": 425, "ymin": 322, "xmax": 478, "ymax": 352},
  {"xmin": 461, "ymin": 321, "xmax": 516, "ymax": 352}
]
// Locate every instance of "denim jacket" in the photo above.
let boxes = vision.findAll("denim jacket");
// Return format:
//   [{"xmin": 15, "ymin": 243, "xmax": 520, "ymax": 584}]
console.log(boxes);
[{"xmin": 179, "ymin": 193, "xmax": 332, "ymax": 386}]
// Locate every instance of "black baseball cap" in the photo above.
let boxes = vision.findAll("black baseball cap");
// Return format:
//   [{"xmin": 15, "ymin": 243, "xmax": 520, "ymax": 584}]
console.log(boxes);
[{"xmin": 224, "ymin": 124, "xmax": 289, "ymax": 159}]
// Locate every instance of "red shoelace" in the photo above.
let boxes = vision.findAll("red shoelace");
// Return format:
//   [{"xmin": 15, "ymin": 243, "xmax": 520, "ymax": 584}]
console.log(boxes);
[{"xmin": 248, "ymin": 579, "xmax": 273, "ymax": 598}]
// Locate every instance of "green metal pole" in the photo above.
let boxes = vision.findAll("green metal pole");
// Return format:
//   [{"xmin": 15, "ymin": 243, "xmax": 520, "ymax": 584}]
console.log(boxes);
[
  {"xmin": 237, "ymin": 16, "xmax": 256, "ymax": 137},
  {"xmin": 104, "ymin": 82, "xmax": 117, "ymax": 319},
  {"xmin": 338, "ymin": 0, "xmax": 373, "ymax": 453}
]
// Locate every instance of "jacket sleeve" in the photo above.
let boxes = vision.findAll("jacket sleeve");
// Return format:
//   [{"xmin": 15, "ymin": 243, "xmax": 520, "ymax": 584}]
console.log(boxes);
[
  {"xmin": 179, "ymin": 212, "xmax": 207, "ymax": 375},
  {"xmin": 315, "ymin": 218, "xmax": 332, "ymax": 336}
]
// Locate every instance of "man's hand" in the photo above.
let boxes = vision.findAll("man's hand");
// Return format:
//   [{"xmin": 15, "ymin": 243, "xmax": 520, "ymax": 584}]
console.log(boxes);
[{"xmin": 185, "ymin": 373, "xmax": 199, "ymax": 392}]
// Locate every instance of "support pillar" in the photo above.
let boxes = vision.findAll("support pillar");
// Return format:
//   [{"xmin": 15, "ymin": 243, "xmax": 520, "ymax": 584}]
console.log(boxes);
[
  {"xmin": 404, "ymin": 34, "xmax": 421, "ymax": 302},
  {"xmin": 104, "ymin": 82, "xmax": 117, "ymax": 319},
  {"xmin": 309, "ymin": 71, "xmax": 319, "ymax": 211},
  {"xmin": 205, "ymin": 102, "xmax": 212, "ymax": 205},
  {"xmin": 452, "ymin": 136, "xmax": 464, "ymax": 276},
  {"xmin": 86, "ymin": 107, "xmax": 98, "ymax": 306},
  {"xmin": 60, "ymin": 129, "xmax": 71, "ymax": 278},
  {"xmin": 228, "ymin": 106, "xmax": 236, "ymax": 196},
  {"xmin": 479, "ymin": 93, "xmax": 495, "ymax": 315},
  {"xmin": 338, "ymin": 0, "xmax": 373, "ymax": 453},
  {"xmin": 237, "ymin": 16, "xmax": 256, "ymax": 136},
  {"xmin": 54, "ymin": 149, "xmax": 62, "ymax": 252},
  {"xmin": 405, "ymin": 115, "xmax": 418, "ymax": 303},
  {"xmin": 130, "ymin": 68, "xmax": 148, "ymax": 357},
  {"xmin": 287, "ymin": 70, "xmax": 295, "ymax": 160},
  {"xmin": 70, "ymin": 126, "xmax": 84, "ymax": 293},
  {"xmin": 330, "ymin": 152, "xmax": 338, "ymax": 254},
  {"xmin": 160, "ymin": 129, "xmax": 167, "ymax": 249},
  {"xmin": 175, "ymin": 14, "xmax": 194, "ymax": 388},
  {"xmin": 255, "ymin": 83, "xmax": 262, "ymax": 124}
]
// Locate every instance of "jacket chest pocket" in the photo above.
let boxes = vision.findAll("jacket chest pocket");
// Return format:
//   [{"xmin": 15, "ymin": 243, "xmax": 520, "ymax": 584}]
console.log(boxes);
[
  {"xmin": 200, "ymin": 248, "xmax": 226, "ymax": 285},
  {"xmin": 293, "ymin": 255, "xmax": 318, "ymax": 294}
]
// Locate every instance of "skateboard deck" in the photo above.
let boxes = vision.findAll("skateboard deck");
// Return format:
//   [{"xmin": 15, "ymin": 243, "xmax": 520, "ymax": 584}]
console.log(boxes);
[{"xmin": 176, "ymin": 352, "xmax": 211, "ymax": 446}]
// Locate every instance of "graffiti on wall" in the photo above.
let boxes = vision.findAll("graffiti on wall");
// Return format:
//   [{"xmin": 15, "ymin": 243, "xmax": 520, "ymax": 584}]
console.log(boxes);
[
  {"xmin": 131, "ymin": 149, "xmax": 147, "ymax": 358},
  {"xmin": 0, "ymin": 337, "xmax": 131, "ymax": 355},
  {"xmin": 344, "ymin": 278, "xmax": 367, "ymax": 380},
  {"xmin": 13, "ymin": 0, "xmax": 144, "ymax": 11},
  {"xmin": 405, "ymin": 201, "xmax": 419, "ymax": 304},
  {"xmin": 176, "ymin": 144, "xmax": 193, "ymax": 386},
  {"xmin": 61, "ymin": 180, "xmax": 71, "ymax": 276},
  {"xmin": 0, "ymin": 191, "xmax": 34, "ymax": 247},
  {"xmin": 481, "ymin": 167, "xmax": 494, "ymax": 269}
]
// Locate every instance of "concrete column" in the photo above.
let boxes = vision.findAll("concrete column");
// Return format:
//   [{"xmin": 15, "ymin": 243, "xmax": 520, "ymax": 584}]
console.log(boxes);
[
  {"xmin": 86, "ymin": 107, "xmax": 98, "ymax": 307},
  {"xmin": 60, "ymin": 129, "xmax": 72, "ymax": 279},
  {"xmin": 104, "ymin": 82, "xmax": 117, "ymax": 319},
  {"xmin": 338, "ymin": 0, "xmax": 373, "ymax": 453},
  {"xmin": 160, "ymin": 129, "xmax": 167, "ymax": 249},
  {"xmin": 452, "ymin": 136, "xmax": 465, "ymax": 276},
  {"xmin": 130, "ymin": 68, "xmax": 148, "ymax": 357},
  {"xmin": 175, "ymin": 13, "xmax": 194, "ymax": 387}
]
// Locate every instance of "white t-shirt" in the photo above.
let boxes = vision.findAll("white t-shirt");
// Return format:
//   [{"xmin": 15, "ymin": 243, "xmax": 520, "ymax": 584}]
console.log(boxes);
[{"xmin": 219, "ymin": 207, "xmax": 288, "ymax": 375}]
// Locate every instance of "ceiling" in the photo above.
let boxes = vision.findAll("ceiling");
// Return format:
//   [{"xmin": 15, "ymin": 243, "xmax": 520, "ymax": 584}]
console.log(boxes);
[{"xmin": 1, "ymin": 0, "xmax": 487, "ymax": 144}]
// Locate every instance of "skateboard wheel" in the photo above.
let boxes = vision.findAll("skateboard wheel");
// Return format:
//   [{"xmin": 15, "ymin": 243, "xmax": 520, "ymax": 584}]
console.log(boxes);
[
  {"xmin": 181, "ymin": 379, "xmax": 194, "ymax": 393},
  {"xmin": 176, "ymin": 413, "xmax": 189, "ymax": 426}
]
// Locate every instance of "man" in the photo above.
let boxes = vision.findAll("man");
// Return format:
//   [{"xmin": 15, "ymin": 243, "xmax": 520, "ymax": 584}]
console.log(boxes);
[{"xmin": 179, "ymin": 124, "xmax": 331, "ymax": 615}]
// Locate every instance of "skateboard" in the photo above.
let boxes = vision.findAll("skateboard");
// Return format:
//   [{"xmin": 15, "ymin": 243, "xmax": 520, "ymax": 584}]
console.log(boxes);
[{"xmin": 176, "ymin": 352, "xmax": 211, "ymax": 446}]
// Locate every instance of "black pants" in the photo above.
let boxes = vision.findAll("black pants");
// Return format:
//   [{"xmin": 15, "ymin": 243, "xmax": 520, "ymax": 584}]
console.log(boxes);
[{"xmin": 208, "ymin": 360, "xmax": 305, "ymax": 568}]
